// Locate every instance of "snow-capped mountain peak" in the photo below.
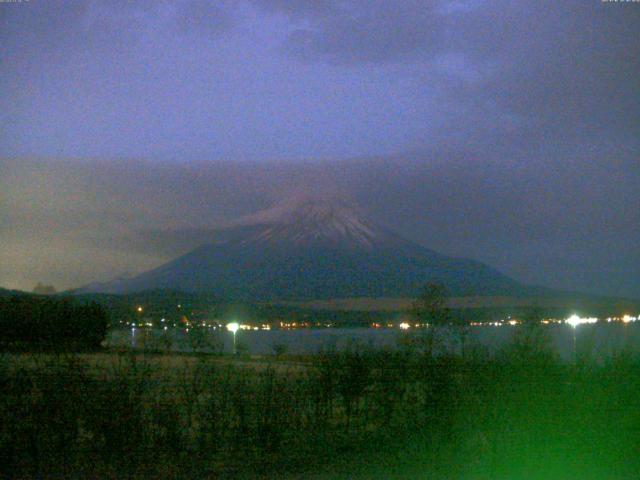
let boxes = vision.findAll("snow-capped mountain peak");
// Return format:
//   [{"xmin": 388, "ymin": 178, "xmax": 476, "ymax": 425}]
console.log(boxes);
[{"xmin": 235, "ymin": 196, "xmax": 383, "ymax": 249}]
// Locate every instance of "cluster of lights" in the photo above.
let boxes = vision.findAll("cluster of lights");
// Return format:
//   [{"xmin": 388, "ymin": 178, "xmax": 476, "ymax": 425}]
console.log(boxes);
[
  {"xmin": 224, "ymin": 322, "xmax": 276, "ymax": 333},
  {"xmin": 239, "ymin": 324, "xmax": 267, "ymax": 331},
  {"xmin": 125, "ymin": 309, "xmax": 640, "ymax": 332},
  {"xmin": 127, "ymin": 319, "xmax": 277, "ymax": 330},
  {"xmin": 607, "ymin": 315, "xmax": 639, "ymax": 323},
  {"xmin": 541, "ymin": 319, "xmax": 563, "ymax": 325},
  {"xmin": 470, "ymin": 321, "xmax": 504, "ymax": 327},
  {"xmin": 393, "ymin": 314, "xmax": 640, "ymax": 329},
  {"xmin": 374, "ymin": 322, "xmax": 431, "ymax": 329},
  {"xmin": 279, "ymin": 321, "xmax": 317, "ymax": 329},
  {"xmin": 564, "ymin": 314, "xmax": 640, "ymax": 327}
]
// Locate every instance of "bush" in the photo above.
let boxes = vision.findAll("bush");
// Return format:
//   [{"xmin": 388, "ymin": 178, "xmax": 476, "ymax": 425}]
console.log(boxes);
[{"xmin": 2, "ymin": 331, "xmax": 640, "ymax": 478}]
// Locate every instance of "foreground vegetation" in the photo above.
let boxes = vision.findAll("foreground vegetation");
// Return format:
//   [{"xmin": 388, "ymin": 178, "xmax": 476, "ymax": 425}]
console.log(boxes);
[{"xmin": 2, "ymin": 326, "xmax": 640, "ymax": 479}]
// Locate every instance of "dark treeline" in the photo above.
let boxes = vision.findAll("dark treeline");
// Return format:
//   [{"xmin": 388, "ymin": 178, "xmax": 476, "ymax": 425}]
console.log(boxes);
[
  {"xmin": 65, "ymin": 284, "xmax": 640, "ymax": 328},
  {"xmin": 4, "ymin": 285, "xmax": 636, "ymax": 331},
  {"xmin": 2, "ymin": 329, "xmax": 640, "ymax": 479},
  {"xmin": 0, "ymin": 295, "xmax": 108, "ymax": 351}
]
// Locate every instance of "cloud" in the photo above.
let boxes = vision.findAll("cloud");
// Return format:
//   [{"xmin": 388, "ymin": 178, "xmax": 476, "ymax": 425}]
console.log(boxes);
[
  {"xmin": 0, "ymin": 0, "xmax": 232, "ymax": 57},
  {"xmin": 252, "ymin": 0, "xmax": 639, "ymax": 146},
  {"xmin": 2, "ymin": 0, "xmax": 636, "ymax": 161},
  {"xmin": 173, "ymin": 0, "xmax": 231, "ymax": 35},
  {"xmin": 249, "ymin": 0, "xmax": 337, "ymax": 19},
  {"xmin": 250, "ymin": 0, "xmax": 497, "ymax": 65},
  {"xmin": 273, "ymin": 0, "xmax": 444, "ymax": 64}
]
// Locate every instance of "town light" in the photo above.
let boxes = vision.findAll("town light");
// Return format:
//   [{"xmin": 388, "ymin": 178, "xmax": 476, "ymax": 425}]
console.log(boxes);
[
  {"xmin": 565, "ymin": 315, "xmax": 597, "ymax": 328},
  {"xmin": 565, "ymin": 314, "xmax": 596, "ymax": 360},
  {"xmin": 566, "ymin": 315, "xmax": 581, "ymax": 328},
  {"xmin": 227, "ymin": 322, "xmax": 239, "ymax": 355}
]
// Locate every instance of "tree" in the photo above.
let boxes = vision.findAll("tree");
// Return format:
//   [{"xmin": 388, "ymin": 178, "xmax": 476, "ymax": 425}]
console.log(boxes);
[
  {"xmin": 506, "ymin": 304, "xmax": 556, "ymax": 365},
  {"xmin": 0, "ymin": 295, "xmax": 108, "ymax": 351},
  {"xmin": 411, "ymin": 282, "xmax": 476, "ymax": 357},
  {"xmin": 522, "ymin": 305, "xmax": 543, "ymax": 325},
  {"xmin": 412, "ymin": 282, "xmax": 451, "ymax": 326}
]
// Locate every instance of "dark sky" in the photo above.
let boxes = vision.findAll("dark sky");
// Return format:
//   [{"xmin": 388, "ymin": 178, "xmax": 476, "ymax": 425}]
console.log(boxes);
[{"xmin": 1, "ymin": 1, "xmax": 639, "ymax": 298}]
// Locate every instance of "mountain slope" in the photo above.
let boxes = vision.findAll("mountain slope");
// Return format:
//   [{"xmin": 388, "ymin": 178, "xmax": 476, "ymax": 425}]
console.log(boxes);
[{"xmin": 82, "ymin": 197, "xmax": 533, "ymax": 300}]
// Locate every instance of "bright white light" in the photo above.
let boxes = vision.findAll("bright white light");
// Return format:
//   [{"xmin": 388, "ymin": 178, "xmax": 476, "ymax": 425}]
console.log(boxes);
[
  {"xmin": 566, "ymin": 315, "xmax": 581, "ymax": 328},
  {"xmin": 566, "ymin": 314, "xmax": 597, "ymax": 328},
  {"xmin": 227, "ymin": 322, "xmax": 239, "ymax": 333},
  {"xmin": 399, "ymin": 322, "xmax": 410, "ymax": 330}
]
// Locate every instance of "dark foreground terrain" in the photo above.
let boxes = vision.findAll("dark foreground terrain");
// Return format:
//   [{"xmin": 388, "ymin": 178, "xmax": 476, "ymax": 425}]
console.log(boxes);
[{"xmin": 2, "ymin": 328, "xmax": 640, "ymax": 479}]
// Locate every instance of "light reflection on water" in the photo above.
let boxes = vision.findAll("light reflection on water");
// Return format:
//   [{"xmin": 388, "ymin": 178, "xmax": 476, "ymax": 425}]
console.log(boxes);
[{"xmin": 108, "ymin": 324, "xmax": 640, "ymax": 361}]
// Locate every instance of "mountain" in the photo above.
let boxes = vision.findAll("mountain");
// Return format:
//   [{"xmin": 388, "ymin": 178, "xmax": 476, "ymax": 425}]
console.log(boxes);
[
  {"xmin": 79, "ymin": 273, "xmax": 134, "ymax": 295},
  {"xmin": 80, "ymin": 197, "xmax": 539, "ymax": 300}
]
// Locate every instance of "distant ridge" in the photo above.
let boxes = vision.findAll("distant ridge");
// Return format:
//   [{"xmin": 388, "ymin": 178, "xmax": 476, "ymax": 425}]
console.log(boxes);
[
  {"xmin": 80, "ymin": 196, "xmax": 542, "ymax": 300},
  {"xmin": 0, "ymin": 287, "xmax": 27, "ymax": 298}
]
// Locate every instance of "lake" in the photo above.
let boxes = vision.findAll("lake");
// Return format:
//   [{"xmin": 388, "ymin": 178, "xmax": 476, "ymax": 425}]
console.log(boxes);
[{"xmin": 108, "ymin": 323, "xmax": 640, "ymax": 360}]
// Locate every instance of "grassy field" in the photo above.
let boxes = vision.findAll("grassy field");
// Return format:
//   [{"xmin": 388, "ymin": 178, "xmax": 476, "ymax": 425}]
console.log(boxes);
[{"xmin": 2, "ymin": 328, "xmax": 640, "ymax": 479}]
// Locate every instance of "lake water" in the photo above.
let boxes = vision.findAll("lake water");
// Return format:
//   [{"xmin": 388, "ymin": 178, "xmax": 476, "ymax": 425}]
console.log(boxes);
[{"xmin": 108, "ymin": 323, "xmax": 640, "ymax": 361}]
